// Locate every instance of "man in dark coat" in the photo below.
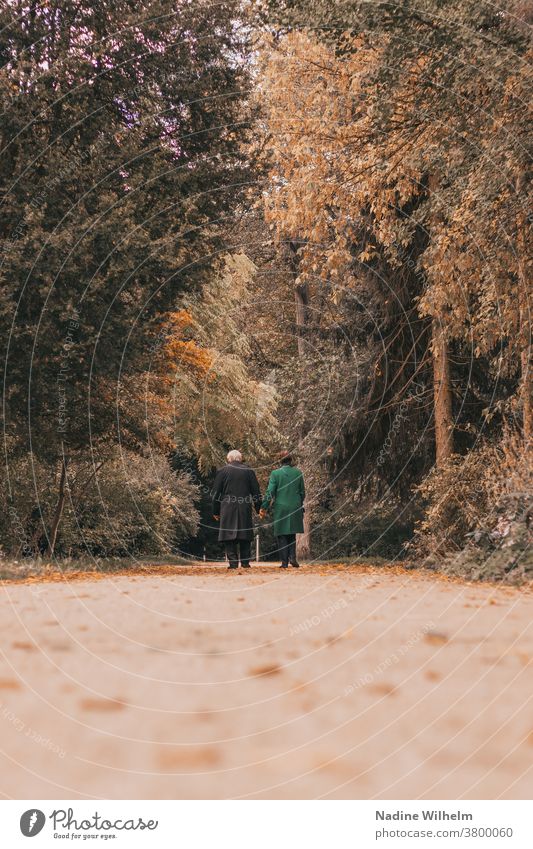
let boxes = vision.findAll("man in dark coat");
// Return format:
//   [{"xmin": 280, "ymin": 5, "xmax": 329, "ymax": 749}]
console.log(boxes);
[{"xmin": 212, "ymin": 450, "xmax": 262, "ymax": 569}]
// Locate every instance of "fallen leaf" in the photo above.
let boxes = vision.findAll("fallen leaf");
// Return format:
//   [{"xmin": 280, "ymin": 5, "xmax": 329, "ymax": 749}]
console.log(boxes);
[
  {"xmin": 0, "ymin": 678, "xmax": 21, "ymax": 690},
  {"xmin": 425, "ymin": 631, "xmax": 449, "ymax": 645},
  {"xmin": 425, "ymin": 670, "xmax": 441, "ymax": 681},
  {"xmin": 248, "ymin": 663, "xmax": 282, "ymax": 677},
  {"xmin": 369, "ymin": 683, "xmax": 397, "ymax": 696},
  {"xmin": 12, "ymin": 641, "xmax": 37, "ymax": 652},
  {"xmin": 156, "ymin": 746, "xmax": 221, "ymax": 769}
]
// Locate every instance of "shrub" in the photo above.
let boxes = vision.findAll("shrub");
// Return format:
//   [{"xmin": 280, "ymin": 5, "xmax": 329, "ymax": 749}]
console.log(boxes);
[
  {"xmin": 0, "ymin": 450, "xmax": 199, "ymax": 558},
  {"xmin": 413, "ymin": 429, "xmax": 532, "ymax": 581}
]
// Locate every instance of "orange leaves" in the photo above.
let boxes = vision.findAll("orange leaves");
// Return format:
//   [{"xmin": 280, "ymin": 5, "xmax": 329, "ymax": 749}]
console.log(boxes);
[
  {"xmin": 163, "ymin": 338, "xmax": 212, "ymax": 376},
  {"xmin": 166, "ymin": 308, "xmax": 194, "ymax": 331},
  {"xmin": 157, "ymin": 309, "xmax": 213, "ymax": 380}
]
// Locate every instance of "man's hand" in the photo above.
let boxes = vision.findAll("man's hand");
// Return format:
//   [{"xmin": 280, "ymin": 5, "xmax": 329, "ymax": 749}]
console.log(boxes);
[
  {"xmin": 259, "ymin": 508, "xmax": 267, "ymax": 520},
  {"xmin": 213, "ymin": 515, "xmax": 220, "ymax": 521}
]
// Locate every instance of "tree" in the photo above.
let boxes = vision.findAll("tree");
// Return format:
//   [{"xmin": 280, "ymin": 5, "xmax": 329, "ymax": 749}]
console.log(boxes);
[
  {"xmin": 253, "ymin": 0, "xmax": 531, "ymax": 560},
  {"xmin": 259, "ymin": 0, "xmax": 532, "ymax": 444},
  {"xmin": 0, "ymin": 0, "xmax": 254, "ymax": 553}
]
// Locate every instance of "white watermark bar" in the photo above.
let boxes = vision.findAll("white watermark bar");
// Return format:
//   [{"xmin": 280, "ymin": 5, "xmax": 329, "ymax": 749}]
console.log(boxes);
[{"xmin": 1, "ymin": 800, "xmax": 531, "ymax": 847}]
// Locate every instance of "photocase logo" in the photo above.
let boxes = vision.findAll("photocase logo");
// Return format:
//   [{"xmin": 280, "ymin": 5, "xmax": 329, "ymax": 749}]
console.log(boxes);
[{"xmin": 20, "ymin": 809, "xmax": 46, "ymax": 837}]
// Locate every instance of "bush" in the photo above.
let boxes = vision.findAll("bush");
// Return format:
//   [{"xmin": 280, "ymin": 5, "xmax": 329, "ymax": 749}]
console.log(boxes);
[
  {"xmin": 0, "ymin": 450, "xmax": 199, "ymax": 558},
  {"xmin": 413, "ymin": 429, "xmax": 532, "ymax": 581}
]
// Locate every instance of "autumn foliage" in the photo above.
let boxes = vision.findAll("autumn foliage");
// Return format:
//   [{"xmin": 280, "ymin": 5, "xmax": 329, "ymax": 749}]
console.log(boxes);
[{"xmin": 254, "ymin": 0, "xmax": 532, "ymax": 575}]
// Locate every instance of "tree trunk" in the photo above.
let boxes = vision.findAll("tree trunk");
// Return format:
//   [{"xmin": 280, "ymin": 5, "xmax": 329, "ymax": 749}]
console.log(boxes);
[
  {"xmin": 294, "ymin": 281, "xmax": 309, "ymax": 357},
  {"xmin": 432, "ymin": 317, "xmax": 454, "ymax": 466},
  {"xmin": 48, "ymin": 456, "xmax": 68, "ymax": 556},
  {"xmin": 516, "ymin": 172, "xmax": 532, "ymax": 444},
  {"xmin": 295, "ymin": 286, "xmax": 311, "ymax": 559},
  {"xmin": 428, "ymin": 174, "xmax": 454, "ymax": 466},
  {"xmin": 520, "ymin": 345, "xmax": 532, "ymax": 445},
  {"xmin": 299, "ymin": 509, "xmax": 311, "ymax": 560},
  {"xmin": 290, "ymin": 241, "xmax": 312, "ymax": 559}
]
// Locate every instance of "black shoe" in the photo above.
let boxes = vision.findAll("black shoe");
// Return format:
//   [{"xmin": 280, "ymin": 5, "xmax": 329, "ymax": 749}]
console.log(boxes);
[
  {"xmin": 290, "ymin": 561, "xmax": 300, "ymax": 568},
  {"xmin": 279, "ymin": 563, "xmax": 288, "ymax": 568},
  {"xmin": 227, "ymin": 564, "xmax": 238, "ymax": 569},
  {"xmin": 241, "ymin": 563, "xmax": 251, "ymax": 568}
]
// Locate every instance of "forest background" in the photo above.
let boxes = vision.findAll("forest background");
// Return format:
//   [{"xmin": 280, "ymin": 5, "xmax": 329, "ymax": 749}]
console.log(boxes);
[{"xmin": 0, "ymin": 0, "xmax": 531, "ymax": 582}]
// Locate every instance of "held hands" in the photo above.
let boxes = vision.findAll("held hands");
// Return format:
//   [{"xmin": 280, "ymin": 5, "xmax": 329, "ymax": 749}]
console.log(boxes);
[
  {"xmin": 213, "ymin": 515, "xmax": 220, "ymax": 521},
  {"xmin": 259, "ymin": 508, "xmax": 267, "ymax": 520}
]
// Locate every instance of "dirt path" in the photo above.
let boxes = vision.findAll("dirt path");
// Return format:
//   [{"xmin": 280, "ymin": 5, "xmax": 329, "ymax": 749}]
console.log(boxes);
[{"xmin": 0, "ymin": 563, "xmax": 532, "ymax": 799}]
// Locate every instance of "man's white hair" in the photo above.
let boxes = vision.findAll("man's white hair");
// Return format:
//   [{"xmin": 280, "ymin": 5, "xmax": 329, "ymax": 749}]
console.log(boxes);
[{"xmin": 227, "ymin": 449, "xmax": 243, "ymax": 463}]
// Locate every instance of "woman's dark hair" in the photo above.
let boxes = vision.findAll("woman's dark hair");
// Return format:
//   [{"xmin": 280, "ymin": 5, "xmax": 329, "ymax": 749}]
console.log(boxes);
[{"xmin": 279, "ymin": 451, "xmax": 293, "ymax": 465}]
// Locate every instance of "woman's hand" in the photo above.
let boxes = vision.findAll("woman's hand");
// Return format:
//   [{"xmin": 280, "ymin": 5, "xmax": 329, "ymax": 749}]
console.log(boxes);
[{"xmin": 259, "ymin": 508, "xmax": 267, "ymax": 520}]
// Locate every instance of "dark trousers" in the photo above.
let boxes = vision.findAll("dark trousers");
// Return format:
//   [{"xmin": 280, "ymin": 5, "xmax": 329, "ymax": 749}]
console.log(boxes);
[
  {"xmin": 225, "ymin": 538, "xmax": 251, "ymax": 567},
  {"xmin": 276, "ymin": 534, "xmax": 296, "ymax": 566}
]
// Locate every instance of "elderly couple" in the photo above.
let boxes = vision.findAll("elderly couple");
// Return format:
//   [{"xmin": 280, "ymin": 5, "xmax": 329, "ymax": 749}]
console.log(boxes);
[{"xmin": 212, "ymin": 450, "xmax": 305, "ymax": 569}]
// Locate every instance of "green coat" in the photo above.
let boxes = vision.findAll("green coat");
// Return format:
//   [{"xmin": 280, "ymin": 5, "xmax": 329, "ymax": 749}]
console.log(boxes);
[{"xmin": 262, "ymin": 465, "xmax": 305, "ymax": 536}]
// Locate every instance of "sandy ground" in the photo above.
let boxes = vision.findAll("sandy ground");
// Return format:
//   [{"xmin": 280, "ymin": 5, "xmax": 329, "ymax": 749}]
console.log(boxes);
[{"xmin": 0, "ymin": 562, "xmax": 532, "ymax": 800}]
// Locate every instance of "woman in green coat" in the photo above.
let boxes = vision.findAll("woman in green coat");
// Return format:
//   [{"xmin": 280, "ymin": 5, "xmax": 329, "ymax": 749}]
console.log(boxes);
[{"xmin": 260, "ymin": 452, "xmax": 305, "ymax": 568}]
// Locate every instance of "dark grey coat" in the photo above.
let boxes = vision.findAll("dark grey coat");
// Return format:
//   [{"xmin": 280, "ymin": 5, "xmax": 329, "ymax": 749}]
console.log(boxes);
[{"xmin": 211, "ymin": 462, "xmax": 262, "ymax": 541}]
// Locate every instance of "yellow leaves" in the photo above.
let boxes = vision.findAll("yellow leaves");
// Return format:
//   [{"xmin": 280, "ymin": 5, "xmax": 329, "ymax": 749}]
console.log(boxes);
[
  {"xmin": 359, "ymin": 246, "xmax": 377, "ymax": 262},
  {"xmin": 260, "ymin": 24, "xmax": 527, "ymax": 365}
]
